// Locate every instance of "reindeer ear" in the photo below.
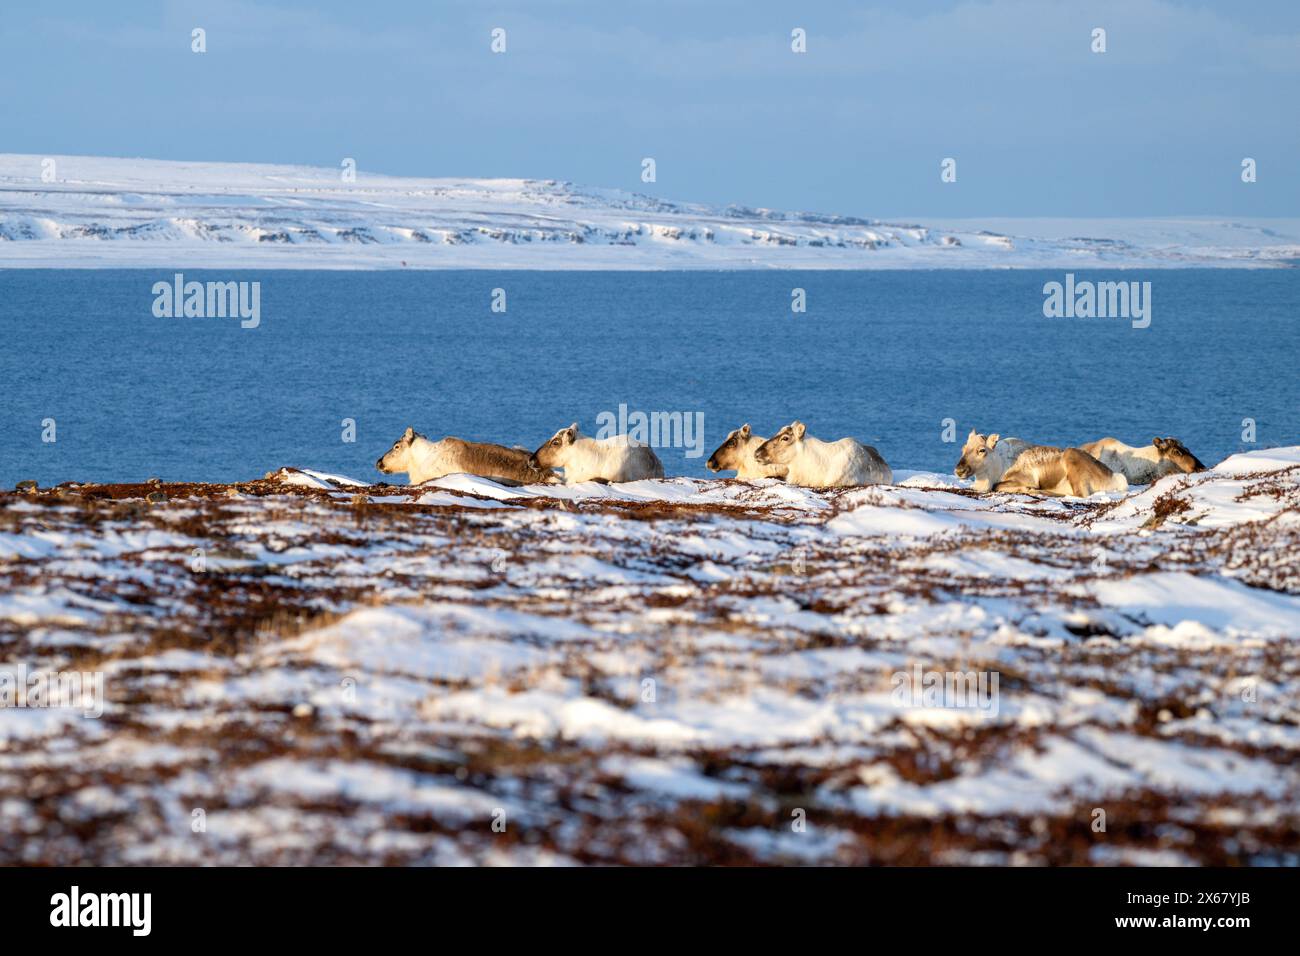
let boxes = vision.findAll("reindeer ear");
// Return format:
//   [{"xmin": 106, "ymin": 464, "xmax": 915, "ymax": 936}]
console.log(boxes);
[
  {"xmin": 1153, "ymin": 437, "xmax": 1167, "ymax": 449},
  {"xmin": 739, "ymin": 423, "xmax": 751, "ymax": 436},
  {"xmin": 402, "ymin": 427, "xmax": 414, "ymax": 441},
  {"xmin": 968, "ymin": 429, "xmax": 978, "ymax": 441},
  {"xmin": 987, "ymin": 433, "xmax": 1000, "ymax": 447},
  {"xmin": 792, "ymin": 421, "xmax": 806, "ymax": 439}
]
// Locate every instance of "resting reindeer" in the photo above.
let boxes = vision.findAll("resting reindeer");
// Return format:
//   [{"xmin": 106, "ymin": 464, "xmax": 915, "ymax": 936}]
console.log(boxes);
[
  {"xmin": 376, "ymin": 427, "xmax": 559, "ymax": 486},
  {"xmin": 706, "ymin": 424, "xmax": 788, "ymax": 480},
  {"xmin": 1078, "ymin": 436, "xmax": 1207, "ymax": 485},
  {"xmin": 955, "ymin": 429, "xmax": 1127, "ymax": 497},
  {"xmin": 530, "ymin": 422, "xmax": 664, "ymax": 484},
  {"xmin": 753, "ymin": 421, "xmax": 892, "ymax": 488}
]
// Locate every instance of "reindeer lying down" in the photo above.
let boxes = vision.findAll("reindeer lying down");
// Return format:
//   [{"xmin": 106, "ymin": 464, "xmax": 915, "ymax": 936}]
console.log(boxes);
[
  {"xmin": 754, "ymin": 421, "xmax": 892, "ymax": 488},
  {"xmin": 1078, "ymin": 436, "xmax": 1206, "ymax": 485},
  {"xmin": 376, "ymin": 427, "xmax": 560, "ymax": 486},
  {"xmin": 529, "ymin": 423, "xmax": 664, "ymax": 484},
  {"xmin": 955, "ymin": 430, "xmax": 1127, "ymax": 497}
]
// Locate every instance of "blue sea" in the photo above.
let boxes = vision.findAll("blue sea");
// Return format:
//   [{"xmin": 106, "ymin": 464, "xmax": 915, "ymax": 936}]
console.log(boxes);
[{"xmin": 1, "ymin": 269, "xmax": 1296, "ymax": 487}]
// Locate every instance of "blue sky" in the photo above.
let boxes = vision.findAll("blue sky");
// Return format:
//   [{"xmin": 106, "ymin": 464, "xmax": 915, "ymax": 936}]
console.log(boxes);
[{"xmin": 3, "ymin": 0, "xmax": 1297, "ymax": 217}]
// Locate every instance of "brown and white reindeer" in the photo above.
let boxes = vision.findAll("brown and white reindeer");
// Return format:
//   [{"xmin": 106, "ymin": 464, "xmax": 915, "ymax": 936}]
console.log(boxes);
[
  {"xmin": 376, "ymin": 427, "xmax": 559, "ymax": 486},
  {"xmin": 1078, "ymin": 436, "xmax": 1207, "ymax": 485},
  {"xmin": 955, "ymin": 429, "xmax": 1127, "ymax": 497}
]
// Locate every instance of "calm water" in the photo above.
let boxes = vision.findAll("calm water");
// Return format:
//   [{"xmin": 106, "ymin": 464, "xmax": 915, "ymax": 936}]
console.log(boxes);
[{"xmin": 1, "ymin": 269, "xmax": 1296, "ymax": 487}]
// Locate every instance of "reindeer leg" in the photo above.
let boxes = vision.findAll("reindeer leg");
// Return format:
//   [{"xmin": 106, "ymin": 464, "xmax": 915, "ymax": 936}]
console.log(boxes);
[
  {"xmin": 993, "ymin": 465, "xmax": 1042, "ymax": 496},
  {"xmin": 1062, "ymin": 448, "xmax": 1115, "ymax": 496},
  {"xmin": 992, "ymin": 480, "xmax": 1040, "ymax": 496}
]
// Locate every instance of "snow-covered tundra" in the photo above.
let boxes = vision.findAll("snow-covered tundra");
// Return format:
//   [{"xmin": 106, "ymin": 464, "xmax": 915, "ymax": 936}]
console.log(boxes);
[
  {"xmin": 1079, "ymin": 436, "xmax": 1207, "ymax": 485},
  {"xmin": 955, "ymin": 430, "xmax": 1127, "ymax": 496},
  {"xmin": 706, "ymin": 424, "xmax": 788, "ymax": 480},
  {"xmin": 530, "ymin": 423, "xmax": 665, "ymax": 484},
  {"xmin": 753, "ymin": 421, "xmax": 892, "ymax": 487},
  {"xmin": 376, "ymin": 427, "xmax": 558, "ymax": 486},
  {"xmin": 4, "ymin": 445, "xmax": 1300, "ymax": 865}
]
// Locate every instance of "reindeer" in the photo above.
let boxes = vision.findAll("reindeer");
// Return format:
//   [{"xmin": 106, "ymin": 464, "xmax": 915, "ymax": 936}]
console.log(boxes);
[
  {"xmin": 376, "ymin": 427, "xmax": 559, "ymax": 486},
  {"xmin": 706, "ymin": 424, "xmax": 788, "ymax": 480},
  {"xmin": 955, "ymin": 429, "xmax": 1126, "ymax": 497},
  {"xmin": 1078, "ymin": 436, "xmax": 1207, "ymax": 485},
  {"xmin": 753, "ymin": 421, "xmax": 892, "ymax": 488},
  {"xmin": 530, "ymin": 422, "xmax": 665, "ymax": 484}
]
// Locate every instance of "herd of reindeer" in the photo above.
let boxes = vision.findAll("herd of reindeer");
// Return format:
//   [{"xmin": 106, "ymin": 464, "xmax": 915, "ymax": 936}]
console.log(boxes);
[{"xmin": 375, "ymin": 421, "xmax": 1209, "ymax": 497}]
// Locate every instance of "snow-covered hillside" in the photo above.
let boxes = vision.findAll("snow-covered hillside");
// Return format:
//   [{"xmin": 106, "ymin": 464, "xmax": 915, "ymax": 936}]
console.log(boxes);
[
  {"xmin": 2, "ymin": 154, "xmax": 1298, "ymax": 269},
  {"xmin": 2, "ymin": 447, "xmax": 1298, "ymax": 864}
]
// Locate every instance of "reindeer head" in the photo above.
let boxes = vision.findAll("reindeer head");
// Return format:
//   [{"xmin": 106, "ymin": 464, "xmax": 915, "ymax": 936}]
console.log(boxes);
[
  {"xmin": 376, "ymin": 427, "xmax": 418, "ymax": 474},
  {"xmin": 754, "ymin": 421, "xmax": 806, "ymax": 466},
  {"xmin": 955, "ymin": 429, "xmax": 1001, "ymax": 479},
  {"xmin": 1152, "ymin": 436, "xmax": 1207, "ymax": 473},
  {"xmin": 530, "ymin": 423, "xmax": 580, "ymax": 470},
  {"xmin": 707, "ymin": 423, "xmax": 753, "ymax": 472}
]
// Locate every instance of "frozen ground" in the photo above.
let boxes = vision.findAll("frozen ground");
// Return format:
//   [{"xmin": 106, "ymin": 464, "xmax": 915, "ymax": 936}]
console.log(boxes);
[
  {"xmin": 3, "ymin": 154, "xmax": 1299, "ymax": 269},
  {"xmin": 1, "ymin": 447, "xmax": 1298, "ymax": 865}
]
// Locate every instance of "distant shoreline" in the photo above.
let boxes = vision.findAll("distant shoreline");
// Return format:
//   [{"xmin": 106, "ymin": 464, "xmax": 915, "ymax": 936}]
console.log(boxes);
[{"xmin": 4, "ymin": 154, "xmax": 1299, "ymax": 270}]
